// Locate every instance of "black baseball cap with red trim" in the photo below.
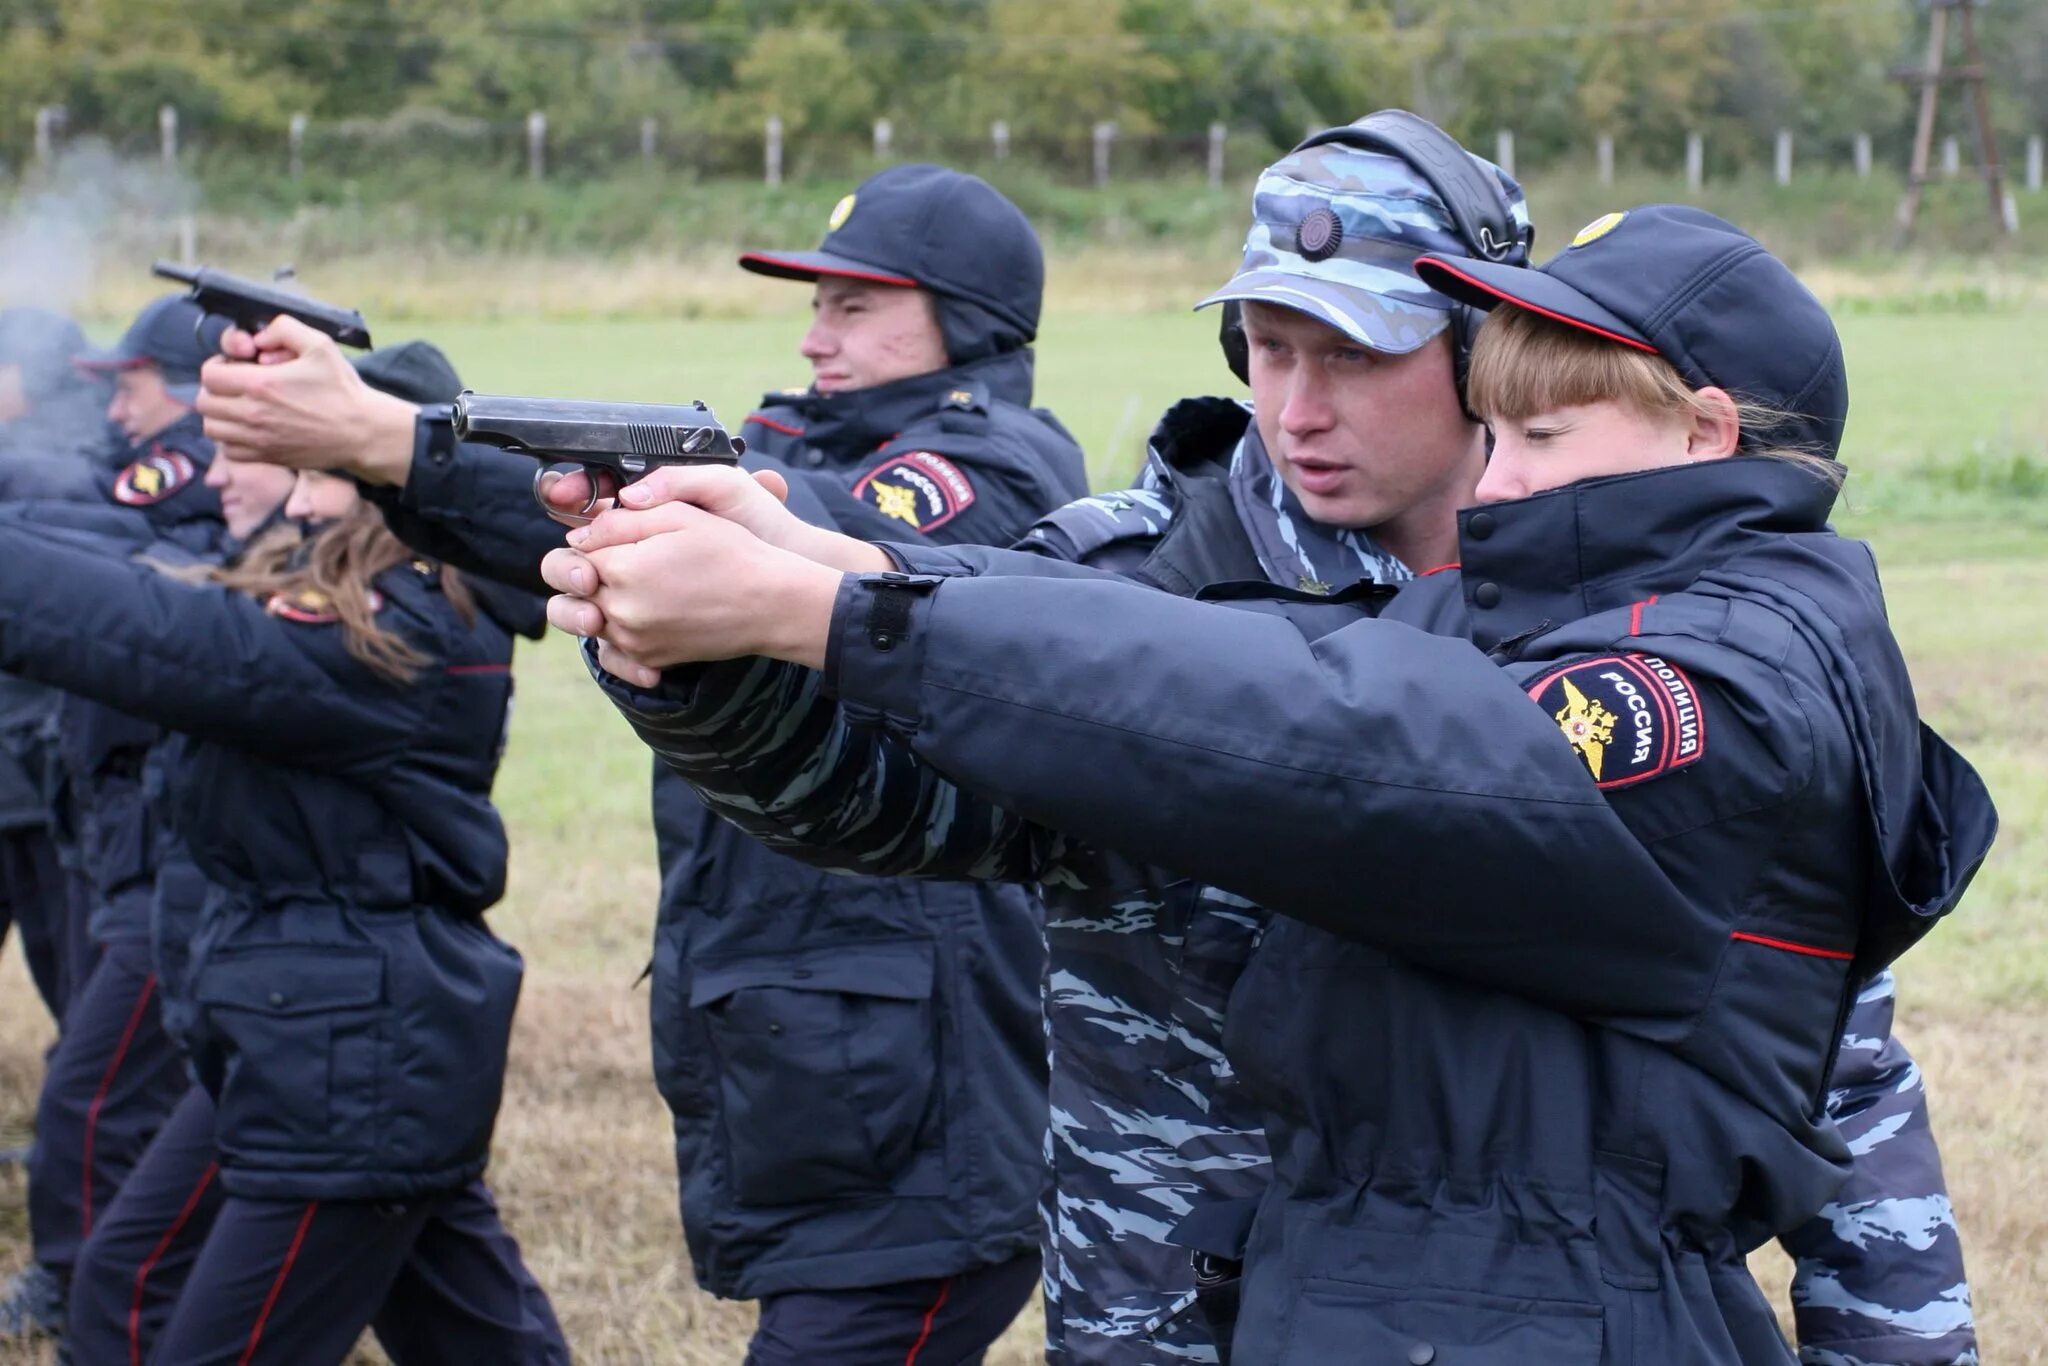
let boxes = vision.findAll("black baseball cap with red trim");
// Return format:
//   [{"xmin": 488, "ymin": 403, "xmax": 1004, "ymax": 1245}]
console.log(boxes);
[
  {"xmin": 73, "ymin": 295, "xmax": 211, "ymax": 404},
  {"xmin": 739, "ymin": 164, "xmax": 1043, "ymax": 340},
  {"xmin": 1416, "ymin": 204, "xmax": 1848, "ymax": 458}
]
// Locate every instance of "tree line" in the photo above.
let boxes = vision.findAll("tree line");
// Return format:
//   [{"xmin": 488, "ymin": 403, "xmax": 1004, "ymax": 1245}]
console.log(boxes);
[{"xmin": 3, "ymin": 0, "xmax": 2045, "ymax": 177}]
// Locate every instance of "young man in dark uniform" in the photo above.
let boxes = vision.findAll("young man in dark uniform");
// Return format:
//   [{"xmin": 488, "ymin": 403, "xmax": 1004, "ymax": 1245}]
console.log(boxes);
[{"xmin": 196, "ymin": 165, "xmax": 1086, "ymax": 1362}]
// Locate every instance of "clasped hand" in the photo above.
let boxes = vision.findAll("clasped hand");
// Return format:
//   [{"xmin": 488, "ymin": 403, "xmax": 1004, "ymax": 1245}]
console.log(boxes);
[{"xmin": 540, "ymin": 464, "xmax": 875, "ymax": 687}]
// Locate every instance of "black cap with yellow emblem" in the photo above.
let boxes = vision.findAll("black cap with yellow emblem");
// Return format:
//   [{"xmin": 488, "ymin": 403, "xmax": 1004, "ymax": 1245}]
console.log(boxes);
[
  {"xmin": 739, "ymin": 164, "xmax": 1043, "ymax": 346},
  {"xmin": 1417, "ymin": 205, "xmax": 1848, "ymax": 459}
]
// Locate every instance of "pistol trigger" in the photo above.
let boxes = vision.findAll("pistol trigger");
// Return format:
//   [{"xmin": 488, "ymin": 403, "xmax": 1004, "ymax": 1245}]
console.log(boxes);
[
  {"xmin": 590, "ymin": 465, "xmax": 625, "ymax": 508},
  {"xmin": 532, "ymin": 462, "xmax": 599, "ymax": 527}
]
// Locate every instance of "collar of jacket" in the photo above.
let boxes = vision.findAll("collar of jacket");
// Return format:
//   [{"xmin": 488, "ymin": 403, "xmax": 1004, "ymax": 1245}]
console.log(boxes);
[
  {"xmin": 1141, "ymin": 395, "xmax": 1251, "ymax": 491},
  {"xmin": 222, "ymin": 505, "xmax": 300, "ymax": 563},
  {"xmin": 763, "ymin": 349, "xmax": 1035, "ymax": 458},
  {"xmin": 1452, "ymin": 456, "xmax": 1842, "ymax": 653}
]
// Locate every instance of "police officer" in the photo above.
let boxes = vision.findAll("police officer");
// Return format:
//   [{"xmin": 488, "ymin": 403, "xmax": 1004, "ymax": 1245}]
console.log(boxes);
[
  {"xmin": 197, "ymin": 164, "xmax": 1086, "ymax": 1362},
  {"xmin": 0, "ymin": 386, "xmax": 566, "ymax": 1361},
  {"xmin": 54, "ymin": 342, "xmax": 563, "ymax": 1364},
  {"xmin": 546, "ymin": 121, "xmax": 1986, "ymax": 1365},
  {"xmin": 0, "ymin": 296, "xmax": 229, "ymax": 1344}
]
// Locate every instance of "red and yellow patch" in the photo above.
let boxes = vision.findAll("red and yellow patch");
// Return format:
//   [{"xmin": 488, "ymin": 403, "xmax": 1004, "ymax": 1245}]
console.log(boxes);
[
  {"xmin": 1525, "ymin": 654, "xmax": 1705, "ymax": 789},
  {"xmin": 852, "ymin": 452, "xmax": 977, "ymax": 532},
  {"xmin": 266, "ymin": 586, "xmax": 382, "ymax": 625},
  {"xmin": 111, "ymin": 447, "xmax": 197, "ymax": 506}
]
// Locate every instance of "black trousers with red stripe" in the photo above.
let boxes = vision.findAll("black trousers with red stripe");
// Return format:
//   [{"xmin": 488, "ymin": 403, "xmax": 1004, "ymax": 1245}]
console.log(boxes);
[
  {"xmin": 26, "ymin": 936, "xmax": 185, "ymax": 1285},
  {"xmin": 745, "ymin": 1252, "xmax": 1041, "ymax": 1366},
  {"xmin": 70, "ymin": 1086, "xmax": 567, "ymax": 1366}
]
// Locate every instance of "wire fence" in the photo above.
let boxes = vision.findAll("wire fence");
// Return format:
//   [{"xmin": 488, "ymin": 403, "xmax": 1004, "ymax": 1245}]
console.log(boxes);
[{"xmin": 15, "ymin": 105, "xmax": 2048, "ymax": 197}]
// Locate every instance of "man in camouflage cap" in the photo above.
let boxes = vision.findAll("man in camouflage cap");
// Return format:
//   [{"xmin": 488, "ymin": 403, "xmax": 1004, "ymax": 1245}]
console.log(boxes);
[
  {"xmin": 554, "ymin": 111, "xmax": 1976, "ymax": 1366},
  {"xmin": 1016, "ymin": 122, "xmax": 1976, "ymax": 1366},
  {"xmin": 1014, "ymin": 124, "xmax": 1976, "ymax": 1366}
]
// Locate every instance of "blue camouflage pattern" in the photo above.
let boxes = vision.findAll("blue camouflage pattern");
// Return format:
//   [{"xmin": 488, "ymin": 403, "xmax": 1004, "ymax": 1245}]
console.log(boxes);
[
  {"xmin": 1196, "ymin": 142, "xmax": 1532, "ymax": 353},
  {"xmin": 1787, "ymin": 970, "xmax": 1977, "ymax": 1365}
]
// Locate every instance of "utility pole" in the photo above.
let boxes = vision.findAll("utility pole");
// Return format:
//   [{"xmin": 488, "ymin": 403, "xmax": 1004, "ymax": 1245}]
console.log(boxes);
[{"xmin": 1893, "ymin": 0, "xmax": 2013, "ymax": 242}]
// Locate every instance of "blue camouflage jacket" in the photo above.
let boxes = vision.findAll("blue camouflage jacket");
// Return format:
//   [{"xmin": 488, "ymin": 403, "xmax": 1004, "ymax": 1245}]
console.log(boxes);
[
  {"xmin": 596, "ymin": 399, "xmax": 1989, "ymax": 1365},
  {"xmin": 364, "ymin": 347, "xmax": 1085, "ymax": 1298}
]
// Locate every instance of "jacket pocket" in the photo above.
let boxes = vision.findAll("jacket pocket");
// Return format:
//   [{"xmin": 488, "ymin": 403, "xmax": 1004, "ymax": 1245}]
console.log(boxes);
[
  {"xmin": 191, "ymin": 944, "xmax": 384, "ymax": 1156},
  {"xmin": 694, "ymin": 938, "xmax": 940, "ymax": 1206},
  {"xmin": 1281, "ymin": 1279, "xmax": 1603, "ymax": 1364},
  {"xmin": 650, "ymin": 919, "xmax": 714, "ymax": 1122}
]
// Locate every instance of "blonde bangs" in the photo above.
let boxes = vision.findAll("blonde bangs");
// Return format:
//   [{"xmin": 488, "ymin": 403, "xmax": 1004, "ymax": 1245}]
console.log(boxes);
[
  {"xmin": 1465, "ymin": 304, "xmax": 1693, "ymax": 424},
  {"xmin": 1464, "ymin": 302, "xmax": 1841, "ymax": 483}
]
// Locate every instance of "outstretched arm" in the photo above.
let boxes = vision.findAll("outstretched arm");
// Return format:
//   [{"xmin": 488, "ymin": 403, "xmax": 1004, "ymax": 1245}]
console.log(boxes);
[{"xmin": 0, "ymin": 517, "xmax": 442, "ymax": 770}]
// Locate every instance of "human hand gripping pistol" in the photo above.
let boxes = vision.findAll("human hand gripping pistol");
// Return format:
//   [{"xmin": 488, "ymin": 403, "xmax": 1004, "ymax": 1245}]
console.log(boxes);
[
  {"xmin": 450, "ymin": 392, "xmax": 746, "ymax": 522},
  {"xmin": 152, "ymin": 261, "xmax": 374, "ymax": 351}
]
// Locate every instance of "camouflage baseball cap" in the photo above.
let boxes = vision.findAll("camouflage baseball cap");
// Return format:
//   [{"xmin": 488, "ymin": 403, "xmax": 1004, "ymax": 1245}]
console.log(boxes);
[{"xmin": 1196, "ymin": 139, "xmax": 1530, "ymax": 354}]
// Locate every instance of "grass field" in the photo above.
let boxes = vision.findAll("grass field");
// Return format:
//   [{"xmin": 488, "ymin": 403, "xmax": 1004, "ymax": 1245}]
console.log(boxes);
[{"xmin": 0, "ymin": 289, "xmax": 2043, "ymax": 1363}]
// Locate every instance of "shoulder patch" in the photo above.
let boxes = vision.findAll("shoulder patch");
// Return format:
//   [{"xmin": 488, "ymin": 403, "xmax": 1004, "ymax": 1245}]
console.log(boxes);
[
  {"xmin": 1525, "ymin": 654, "xmax": 1706, "ymax": 789},
  {"xmin": 1022, "ymin": 488, "xmax": 1176, "ymax": 562},
  {"xmin": 266, "ymin": 586, "xmax": 383, "ymax": 625},
  {"xmin": 111, "ymin": 446, "xmax": 197, "ymax": 506},
  {"xmin": 853, "ymin": 451, "xmax": 977, "ymax": 531}
]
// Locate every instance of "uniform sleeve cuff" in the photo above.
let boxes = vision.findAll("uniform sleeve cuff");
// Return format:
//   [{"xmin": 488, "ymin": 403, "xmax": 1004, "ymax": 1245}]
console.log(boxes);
[
  {"xmin": 582, "ymin": 639, "xmax": 774, "ymax": 724},
  {"xmin": 399, "ymin": 405, "xmax": 459, "ymax": 510},
  {"xmin": 823, "ymin": 573, "xmax": 942, "ymax": 730},
  {"xmin": 358, "ymin": 406, "xmax": 455, "ymax": 516},
  {"xmin": 873, "ymin": 542, "xmax": 984, "ymax": 577}
]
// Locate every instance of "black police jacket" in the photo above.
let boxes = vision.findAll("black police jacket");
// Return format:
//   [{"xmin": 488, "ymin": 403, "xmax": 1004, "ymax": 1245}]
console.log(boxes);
[
  {"xmin": 597, "ymin": 453, "xmax": 1993, "ymax": 1363},
  {"xmin": 0, "ymin": 409, "xmax": 127, "ymax": 831},
  {"xmin": 0, "ymin": 518, "xmax": 523, "ymax": 1201},
  {"xmin": 367, "ymin": 347, "xmax": 1083, "ymax": 1297},
  {"xmin": 35, "ymin": 420, "xmax": 226, "ymax": 941}
]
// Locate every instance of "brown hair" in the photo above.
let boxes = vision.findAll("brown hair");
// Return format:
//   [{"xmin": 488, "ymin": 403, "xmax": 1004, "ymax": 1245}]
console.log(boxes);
[
  {"xmin": 1465, "ymin": 304, "xmax": 1840, "ymax": 481},
  {"xmin": 184, "ymin": 505, "xmax": 476, "ymax": 683}
]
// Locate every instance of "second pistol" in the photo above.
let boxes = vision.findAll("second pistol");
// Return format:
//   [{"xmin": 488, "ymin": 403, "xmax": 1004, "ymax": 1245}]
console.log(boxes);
[
  {"xmin": 451, "ymin": 391, "xmax": 746, "ymax": 522},
  {"xmin": 153, "ymin": 261, "xmax": 373, "ymax": 351}
]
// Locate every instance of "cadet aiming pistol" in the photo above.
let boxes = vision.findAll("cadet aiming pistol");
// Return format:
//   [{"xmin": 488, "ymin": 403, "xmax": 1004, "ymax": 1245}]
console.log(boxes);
[
  {"xmin": 451, "ymin": 391, "xmax": 746, "ymax": 521},
  {"xmin": 152, "ymin": 260, "xmax": 373, "ymax": 350}
]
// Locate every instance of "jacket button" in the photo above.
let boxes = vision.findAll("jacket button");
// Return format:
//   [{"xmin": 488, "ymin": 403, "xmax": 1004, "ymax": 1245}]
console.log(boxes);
[
  {"xmin": 1408, "ymin": 1345, "xmax": 1436, "ymax": 1365},
  {"xmin": 1467, "ymin": 511, "xmax": 1496, "ymax": 540},
  {"xmin": 268, "ymin": 992, "xmax": 286, "ymax": 1008},
  {"xmin": 1473, "ymin": 582, "xmax": 1502, "ymax": 609},
  {"xmin": 767, "ymin": 1022, "xmax": 783, "ymax": 1035}
]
